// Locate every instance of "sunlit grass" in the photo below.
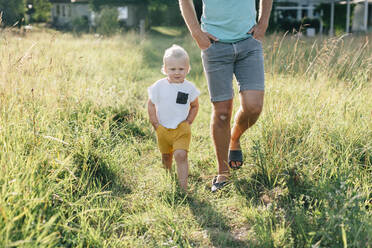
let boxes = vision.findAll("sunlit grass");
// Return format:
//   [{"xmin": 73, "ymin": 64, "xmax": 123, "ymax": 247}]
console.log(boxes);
[
  {"xmin": 0, "ymin": 27, "xmax": 371, "ymax": 247},
  {"xmin": 150, "ymin": 26, "xmax": 185, "ymax": 37}
]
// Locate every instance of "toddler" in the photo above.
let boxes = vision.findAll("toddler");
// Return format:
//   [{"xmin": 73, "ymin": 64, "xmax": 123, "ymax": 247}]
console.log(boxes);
[{"xmin": 147, "ymin": 45, "xmax": 200, "ymax": 191}]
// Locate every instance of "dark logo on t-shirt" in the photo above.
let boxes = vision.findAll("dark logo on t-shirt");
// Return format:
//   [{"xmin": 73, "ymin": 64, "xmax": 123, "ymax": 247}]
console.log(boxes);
[{"xmin": 176, "ymin": 91, "xmax": 189, "ymax": 104}]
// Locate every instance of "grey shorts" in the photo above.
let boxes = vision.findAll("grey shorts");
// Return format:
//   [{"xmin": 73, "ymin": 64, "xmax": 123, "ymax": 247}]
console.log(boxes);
[{"xmin": 201, "ymin": 36, "xmax": 265, "ymax": 102}]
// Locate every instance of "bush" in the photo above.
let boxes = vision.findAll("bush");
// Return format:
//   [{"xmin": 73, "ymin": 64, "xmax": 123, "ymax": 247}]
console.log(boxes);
[
  {"xmin": 96, "ymin": 7, "xmax": 119, "ymax": 36},
  {"xmin": 72, "ymin": 16, "xmax": 89, "ymax": 35},
  {"xmin": 279, "ymin": 19, "xmax": 302, "ymax": 32}
]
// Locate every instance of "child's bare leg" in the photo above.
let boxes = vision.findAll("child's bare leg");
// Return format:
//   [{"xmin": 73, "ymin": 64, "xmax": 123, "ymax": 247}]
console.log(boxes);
[
  {"xmin": 173, "ymin": 150, "xmax": 189, "ymax": 191},
  {"xmin": 162, "ymin": 153, "xmax": 173, "ymax": 170}
]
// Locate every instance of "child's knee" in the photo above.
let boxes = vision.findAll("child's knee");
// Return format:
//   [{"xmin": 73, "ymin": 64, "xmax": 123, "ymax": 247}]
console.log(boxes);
[
  {"xmin": 173, "ymin": 150, "xmax": 187, "ymax": 162},
  {"xmin": 162, "ymin": 153, "xmax": 172, "ymax": 160}
]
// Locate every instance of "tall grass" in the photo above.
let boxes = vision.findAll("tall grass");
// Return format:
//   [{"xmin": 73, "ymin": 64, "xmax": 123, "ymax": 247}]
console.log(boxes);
[
  {"xmin": 0, "ymin": 27, "xmax": 371, "ymax": 247},
  {"xmin": 267, "ymin": 32, "xmax": 371, "ymax": 86}
]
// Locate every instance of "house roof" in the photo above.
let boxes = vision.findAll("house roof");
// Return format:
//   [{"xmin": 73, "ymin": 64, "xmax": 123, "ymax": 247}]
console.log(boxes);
[{"xmin": 49, "ymin": 0, "xmax": 89, "ymax": 3}]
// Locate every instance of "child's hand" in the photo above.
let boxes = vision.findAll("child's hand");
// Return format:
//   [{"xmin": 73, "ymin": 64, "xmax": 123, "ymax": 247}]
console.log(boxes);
[{"xmin": 153, "ymin": 123, "xmax": 160, "ymax": 130}]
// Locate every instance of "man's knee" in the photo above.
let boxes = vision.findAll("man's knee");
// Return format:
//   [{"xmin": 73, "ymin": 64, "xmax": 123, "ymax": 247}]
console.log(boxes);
[
  {"xmin": 212, "ymin": 100, "xmax": 233, "ymax": 123},
  {"xmin": 242, "ymin": 103, "xmax": 263, "ymax": 116},
  {"xmin": 218, "ymin": 113, "xmax": 230, "ymax": 123},
  {"xmin": 213, "ymin": 108, "xmax": 232, "ymax": 123}
]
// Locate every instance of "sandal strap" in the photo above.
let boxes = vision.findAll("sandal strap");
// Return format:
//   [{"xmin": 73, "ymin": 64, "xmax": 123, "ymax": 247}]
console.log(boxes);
[{"xmin": 217, "ymin": 173, "xmax": 230, "ymax": 178}]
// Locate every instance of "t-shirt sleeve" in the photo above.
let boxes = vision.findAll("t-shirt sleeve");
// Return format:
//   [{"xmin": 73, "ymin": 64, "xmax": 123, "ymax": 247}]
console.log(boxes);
[
  {"xmin": 147, "ymin": 84, "xmax": 158, "ymax": 104},
  {"xmin": 189, "ymin": 84, "xmax": 200, "ymax": 102}
]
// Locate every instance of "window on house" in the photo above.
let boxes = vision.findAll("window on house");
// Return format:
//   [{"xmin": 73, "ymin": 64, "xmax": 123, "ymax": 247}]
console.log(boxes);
[
  {"xmin": 62, "ymin": 5, "xmax": 65, "ymax": 17},
  {"xmin": 56, "ymin": 5, "xmax": 60, "ymax": 16},
  {"xmin": 118, "ymin": 7, "xmax": 128, "ymax": 20},
  {"xmin": 68, "ymin": 6, "xmax": 71, "ymax": 17}
]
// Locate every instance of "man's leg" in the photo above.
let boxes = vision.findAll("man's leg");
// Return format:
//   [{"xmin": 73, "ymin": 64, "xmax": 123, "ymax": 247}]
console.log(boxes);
[
  {"xmin": 173, "ymin": 149, "xmax": 188, "ymax": 191},
  {"xmin": 162, "ymin": 153, "xmax": 173, "ymax": 170},
  {"xmin": 211, "ymin": 99, "xmax": 234, "ymax": 182},
  {"xmin": 230, "ymin": 90, "xmax": 264, "ymax": 167}
]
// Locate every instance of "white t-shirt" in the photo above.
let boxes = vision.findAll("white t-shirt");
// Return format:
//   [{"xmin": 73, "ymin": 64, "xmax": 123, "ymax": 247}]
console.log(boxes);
[{"xmin": 148, "ymin": 78, "xmax": 200, "ymax": 129}]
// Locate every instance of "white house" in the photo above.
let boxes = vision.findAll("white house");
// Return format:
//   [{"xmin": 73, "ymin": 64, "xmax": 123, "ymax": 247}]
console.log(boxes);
[{"xmin": 50, "ymin": 0, "xmax": 92, "ymax": 27}]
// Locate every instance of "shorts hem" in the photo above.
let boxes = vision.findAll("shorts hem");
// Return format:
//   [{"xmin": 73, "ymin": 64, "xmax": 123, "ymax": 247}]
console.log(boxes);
[
  {"xmin": 159, "ymin": 148, "xmax": 172, "ymax": 154},
  {"xmin": 172, "ymin": 147, "xmax": 189, "ymax": 152},
  {"xmin": 211, "ymin": 94, "xmax": 234, "ymax": 102},
  {"xmin": 239, "ymin": 85, "xmax": 265, "ymax": 92}
]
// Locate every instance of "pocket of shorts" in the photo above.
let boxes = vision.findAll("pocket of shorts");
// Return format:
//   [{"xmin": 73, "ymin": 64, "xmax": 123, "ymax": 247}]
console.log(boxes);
[
  {"xmin": 202, "ymin": 42, "xmax": 214, "ymax": 52},
  {"xmin": 178, "ymin": 121, "xmax": 189, "ymax": 131},
  {"xmin": 155, "ymin": 125, "xmax": 162, "ymax": 132},
  {"xmin": 252, "ymin": 37, "xmax": 262, "ymax": 45},
  {"xmin": 184, "ymin": 122, "xmax": 191, "ymax": 132},
  {"xmin": 178, "ymin": 123, "xmax": 190, "ymax": 138}
]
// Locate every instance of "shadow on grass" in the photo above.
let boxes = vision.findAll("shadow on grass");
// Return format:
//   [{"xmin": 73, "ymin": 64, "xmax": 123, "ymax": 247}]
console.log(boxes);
[
  {"xmin": 232, "ymin": 164, "xmax": 315, "ymax": 208},
  {"xmin": 233, "ymin": 177, "xmax": 261, "ymax": 202},
  {"xmin": 231, "ymin": 140, "xmax": 313, "ymax": 206},
  {"xmin": 188, "ymin": 195, "xmax": 250, "ymax": 248}
]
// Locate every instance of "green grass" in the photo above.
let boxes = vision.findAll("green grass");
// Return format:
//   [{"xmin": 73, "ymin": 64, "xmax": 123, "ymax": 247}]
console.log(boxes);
[{"xmin": 0, "ymin": 27, "xmax": 371, "ymax": 247}]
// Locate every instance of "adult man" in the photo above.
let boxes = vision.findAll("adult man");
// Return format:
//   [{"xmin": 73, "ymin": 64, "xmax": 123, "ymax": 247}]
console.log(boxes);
[{"xmin": 179, "ymin": 0, "xmax": 272, "ymax": 192}]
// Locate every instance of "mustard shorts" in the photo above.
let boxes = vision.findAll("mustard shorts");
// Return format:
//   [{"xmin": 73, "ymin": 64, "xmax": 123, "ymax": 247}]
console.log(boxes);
[{"xmin": 156, "ymin": 122, "xmax": 191, "ymax": 154}]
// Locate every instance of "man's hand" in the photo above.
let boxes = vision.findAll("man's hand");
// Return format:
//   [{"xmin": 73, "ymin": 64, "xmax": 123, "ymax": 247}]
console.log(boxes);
[
  {"xmin": 250, "ymin": 0, "xmax": 272, "ymax": 42},
  {"xmin": 179, "ymin": 0, "xmax": 218, "ymax": 50},
  {"xmin": 248, "ymin": 22, "xmax": 268, "ymax": 42},
  {"xmin": 192, "ymin": 29, "xmax": 218, "ymax": 50}
]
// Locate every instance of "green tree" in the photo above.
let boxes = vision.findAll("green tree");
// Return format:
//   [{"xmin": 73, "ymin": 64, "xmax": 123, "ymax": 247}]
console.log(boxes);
[
  {"xmin": 27, "ymin": 0, "xmax": 51, "ymax": 23},
  {"xmin": 149, "ymin": 0, "xmax": 202, "ymax": 26},
  {"xmin": 0, "ymin": 0, "xmax": 25, "ymax": 26}
]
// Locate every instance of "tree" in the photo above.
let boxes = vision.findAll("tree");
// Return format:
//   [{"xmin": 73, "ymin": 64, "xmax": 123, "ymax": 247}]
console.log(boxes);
[
  {"xmin": 0, "ymin": 0, "xmax": 25, "ymax": 26},
  {"xmin": 27, "ymin": 0, "xmax": 51, "ymax": 23},
  {"xmin": 147, "ymin": 0, "xmax": 202, "ymax": 26},
  {"xmin": 96, "ymin": 7, "xmax": 119, "ymax": 36}
]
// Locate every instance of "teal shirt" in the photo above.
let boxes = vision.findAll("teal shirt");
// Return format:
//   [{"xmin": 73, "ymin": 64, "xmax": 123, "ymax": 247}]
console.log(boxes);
[{"xmin": 201, "ymin": 0, "xmax": 257, "ymax": 43}]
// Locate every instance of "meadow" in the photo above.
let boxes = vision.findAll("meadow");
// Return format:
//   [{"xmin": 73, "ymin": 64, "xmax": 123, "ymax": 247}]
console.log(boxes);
[{"xmin": 0, "ymin": 26, "xmax": 371, "ymax": 247}]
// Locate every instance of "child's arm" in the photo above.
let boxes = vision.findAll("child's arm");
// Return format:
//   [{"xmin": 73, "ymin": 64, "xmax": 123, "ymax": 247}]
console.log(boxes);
[
  {"xmin": 186, "ymin": 97, "xmax": 199, "ymax": 125},
  {"xmin": 147, "ymin": 99, "xmax": 159, "ymax": 129}
]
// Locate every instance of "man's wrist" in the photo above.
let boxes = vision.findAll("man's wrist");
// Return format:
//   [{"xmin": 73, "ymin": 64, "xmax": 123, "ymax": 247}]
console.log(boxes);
[
  {"xmin": 190, "ymin": 28, "xmax": 204, "ymax": 38},
  {"xmin": 258, "ymin": 19, "xmax": 269, "ymax": 28}
]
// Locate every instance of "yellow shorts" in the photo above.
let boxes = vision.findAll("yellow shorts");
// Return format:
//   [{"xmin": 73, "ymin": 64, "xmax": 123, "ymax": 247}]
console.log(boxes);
[{"xmin": 156, "ymin": 122, "xmax": 191, "ymax": 154}]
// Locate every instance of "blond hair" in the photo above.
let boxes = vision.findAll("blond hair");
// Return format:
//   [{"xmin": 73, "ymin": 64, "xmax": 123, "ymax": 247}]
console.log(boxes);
[{"xmin": 161, "ymin": 44, "xmax": 190, "ymax": 74}]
